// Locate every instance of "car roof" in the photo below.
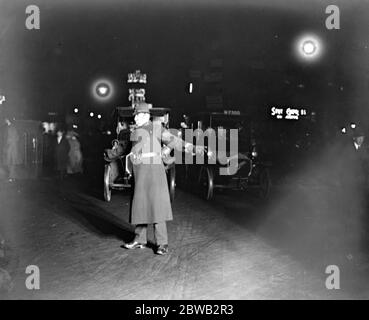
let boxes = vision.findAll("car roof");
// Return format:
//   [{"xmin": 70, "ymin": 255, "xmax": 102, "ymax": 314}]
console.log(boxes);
[{"xmin": 115, "ymin": 106, "xmax": 171, "ymax": 117}]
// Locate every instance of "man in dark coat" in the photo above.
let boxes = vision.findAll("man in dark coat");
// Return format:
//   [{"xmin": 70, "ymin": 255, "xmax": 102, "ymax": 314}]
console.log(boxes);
[
  {"xmin": 55, "ymin": 128, "xmax": 70, "ymax": 180},
  {"xmin": 123, "ymin": 102, "xmax": 202, "ymax": 255}
]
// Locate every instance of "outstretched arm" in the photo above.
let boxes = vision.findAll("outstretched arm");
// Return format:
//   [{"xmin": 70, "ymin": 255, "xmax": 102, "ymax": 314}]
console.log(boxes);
[{"xmin": 161, "ymin": 127, "xmax": 207, "ymax": 158}]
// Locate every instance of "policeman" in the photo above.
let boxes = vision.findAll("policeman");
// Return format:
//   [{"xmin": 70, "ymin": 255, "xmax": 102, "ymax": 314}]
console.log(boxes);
[{"xmin": 123, "ymin": 102, "xmax": 201, "ymax": 255}]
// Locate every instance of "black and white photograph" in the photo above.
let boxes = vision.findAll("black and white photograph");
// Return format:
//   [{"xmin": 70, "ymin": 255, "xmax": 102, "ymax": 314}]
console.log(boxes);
[{"xmin": 1, "ymin": 0, "xmax": 369, "ymax": 303}]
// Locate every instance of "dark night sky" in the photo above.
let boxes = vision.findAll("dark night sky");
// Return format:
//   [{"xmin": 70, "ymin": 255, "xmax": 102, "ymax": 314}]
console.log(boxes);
[{"xmin": 1, "ymin": 0, "xmax": 369, "ymax": 127}]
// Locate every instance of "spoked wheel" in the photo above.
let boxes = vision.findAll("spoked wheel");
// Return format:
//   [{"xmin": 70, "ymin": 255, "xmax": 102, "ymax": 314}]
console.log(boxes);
[
  {"xmin": 167, "ymin": 165, "xmax": 176, "ymax": 203},
  {"xmin": 258, "ymin": 168, "xmax": 271, "ymax": 199},
  {"xmin": 104, "ymin": 164, "xmax": 112, "ymax": 202},
  {"xmin": 199, "ymin": 166, "xmax": 214, "ymax": 200}
]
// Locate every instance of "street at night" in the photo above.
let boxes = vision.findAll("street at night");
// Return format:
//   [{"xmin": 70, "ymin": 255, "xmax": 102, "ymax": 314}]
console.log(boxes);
[
  {"xmin": 1, "ymin": 157, "xmax": 369, "ymax": 299},
  {"xmin": 1, "ymin": 0, "xmax": 369, "ymax": 303}
]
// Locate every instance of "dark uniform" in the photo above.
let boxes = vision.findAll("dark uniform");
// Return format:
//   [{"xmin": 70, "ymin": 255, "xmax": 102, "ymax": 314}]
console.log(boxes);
[{"xmin": 124, "ymin": 103, "xmax": 195, "ymax": 255}]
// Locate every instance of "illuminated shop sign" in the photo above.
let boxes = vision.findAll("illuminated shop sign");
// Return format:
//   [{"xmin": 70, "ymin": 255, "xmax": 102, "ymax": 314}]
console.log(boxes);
[
  {"xmin": 128, "ymin": 70, "xmax": 147, "ymax": 108},
  {"xmin": 223, "ymin": 110, "xmax": 241, "ymax": 116},
  {"xmin": 271, "ymin": 107, "xmax": 308, "ymax": 120},
  {"xmin": 127, "ymin": 70, "xmax": 147, "ymax": 84}
]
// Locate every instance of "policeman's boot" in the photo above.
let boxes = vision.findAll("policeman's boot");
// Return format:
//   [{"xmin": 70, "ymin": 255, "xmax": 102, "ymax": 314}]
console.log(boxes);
[{"xmin": 156, "ymin": 244, "xmax": 169, "ymax": 255}]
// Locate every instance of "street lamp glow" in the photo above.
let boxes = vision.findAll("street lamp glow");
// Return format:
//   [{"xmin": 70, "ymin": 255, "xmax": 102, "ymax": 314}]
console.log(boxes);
[
  {"xmin": 97, "ymin": 114, "xmax": 102, "ymax": 119},
  {"xmin": 294, "ymin": 33, "xmax": 323, "ymax": 63},
  {"xmin": 90, "ymin": 112, "xmax": 94, "ymax": 117},
  {"xmin": 74, "ymin": 108, "xmax": 79, "ymax": 113},
  {"xmin": 91, "ymin": 78, "xmax": 114, "ymax": 101},
  {"xmin": 302, "ymin": 40, "xmax": 316, "ymax": 56},
  {"xmin": 95, "ymin": 82, "xmax": 110, "ymax": 98},
  {"xmin": 97, "ymin": 84, "xmax": 109, "ymax": 97},
  {"xmin": 351, "ymin": 123, "xmax": 356, "ymax": 129}
]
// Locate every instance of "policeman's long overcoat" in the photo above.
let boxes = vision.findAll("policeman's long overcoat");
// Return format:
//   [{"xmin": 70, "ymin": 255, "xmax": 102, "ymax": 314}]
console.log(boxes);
[{"xmin": 129, "ymin": 121, "xmax": 184, "ymax": 225}]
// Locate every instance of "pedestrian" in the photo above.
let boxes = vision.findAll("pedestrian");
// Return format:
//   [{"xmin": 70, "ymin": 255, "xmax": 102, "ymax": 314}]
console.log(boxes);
[
  {"xmin": 55, "ymin": 127, "xmax": 70, "ymax": 180},
  {"xmin": 42, "ymin": 129, "xmax": 56, "ymax": 176},
  {"xmin": 66, "ymin": 129, "xmax": 83, "ymax": 175},
  {"xmin": 123, "ymin": 102, "xmax": 203, "ymax": 255},
  {"xmin": 3, "ymin": 118, "xmax": 20, "ymax": 182}
]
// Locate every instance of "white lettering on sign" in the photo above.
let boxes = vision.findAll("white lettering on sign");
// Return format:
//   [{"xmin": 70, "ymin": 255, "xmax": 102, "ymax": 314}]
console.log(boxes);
[
  {"xmin": 128, "ymin": 70, "xmax": 147, "ymax": 83},
  {"xmin": 285, "ymin": 108, "xmax": 299, "ymax": 120},
  {"xmin": 271, "ymin": 107, "xmax": 308, "ymax": 120},
  {"xmin": 223, "ymin": 110, "xmax": 241, "ymax": 116},
  {"xmin": 271, "ymin": 107, "xmax": 284, "ymax": 119}
]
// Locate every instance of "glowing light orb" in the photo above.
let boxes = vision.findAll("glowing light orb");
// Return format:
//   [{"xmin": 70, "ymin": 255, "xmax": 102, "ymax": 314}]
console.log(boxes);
[
  {"xmin": 91, "ymin": 78, "xmax": 114, "ymax": 101},
  {"xmin": 74, "ymin": 108, "xmax": 79, "ymax": 113},
  {"xmin": 96, "ymin": 84, "xmax": 109, "ymax": 97},
  {"xmin": 294, "ymin": 33, "xmax": 323, "ymax": 62},
  {"xmin": 97, "ymin": 114, "xmax": 102, "ymax": 119},
  {"xmin": 90, "ymin": 112, "xmax": 94, "ymax": 117},
  {"xmin": 302, "ymin": 40, "xmax": 316, "ymax": 55}
]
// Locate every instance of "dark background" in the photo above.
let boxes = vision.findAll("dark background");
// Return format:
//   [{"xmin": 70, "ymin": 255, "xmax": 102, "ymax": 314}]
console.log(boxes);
[
  {"xmin": 0, "ymin": 0, "xmax": 368, "ymax": 131},
  {"xmin": 2, "ymin": 1, "xmax": 369, "ymax": 300}
]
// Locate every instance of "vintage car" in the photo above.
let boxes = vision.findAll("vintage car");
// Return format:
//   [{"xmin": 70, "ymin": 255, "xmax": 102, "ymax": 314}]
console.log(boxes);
[
  {"xmin": 103, "ymin": 106, "xmax": 176, "ymax": 202},
  {"xmin": 177, "ymin": 110, "xmax": 272, "ymax": 200}
]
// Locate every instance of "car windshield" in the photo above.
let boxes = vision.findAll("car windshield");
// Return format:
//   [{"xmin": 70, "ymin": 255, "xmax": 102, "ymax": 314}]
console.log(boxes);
[
  {"xmin": 211, "ymin": 116, "xmax": 245, "ymax": 130},
  {"xmin": 210, "ymin": 116, "xmax": 251, "ymax": 152}
]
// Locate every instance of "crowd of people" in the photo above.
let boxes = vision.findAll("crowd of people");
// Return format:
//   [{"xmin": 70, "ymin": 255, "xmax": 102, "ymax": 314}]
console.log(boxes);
[
  {"xmin": 0, "ymin": 118, "xmax": 84, "ymax": 181},
  {"xmin": 43, "ymin": 126, "xmax": 84, "ymax": 180}
]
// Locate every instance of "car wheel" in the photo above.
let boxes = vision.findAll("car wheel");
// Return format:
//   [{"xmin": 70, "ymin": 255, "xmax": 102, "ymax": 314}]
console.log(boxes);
[
  {"xmin": 199, "ymin": 166, "xmax": 214, "ymax": 200},
  {"xmin": 104, "ymin": 164, "xmax": 112, "ymax": 202},
  {"xmin": 168, "ymin": 165, "xmax": 176, "ymax": 202}
]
